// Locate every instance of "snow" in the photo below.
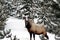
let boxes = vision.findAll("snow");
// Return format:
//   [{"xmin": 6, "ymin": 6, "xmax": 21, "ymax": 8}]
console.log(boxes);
[
  {"xmin": 17, "ymin": 5, "xmax": 26, "ymax": 10},
  {"xmin": 2, "ymin": 17, "xmax": 56, "ymax": 40},
  {"xmin": 51, "ymin": 21, "xmax": 58, "ymax": 26},
  {"xmin": 47, "ymin": 32, "xmax": 55, "ymax": 40}
]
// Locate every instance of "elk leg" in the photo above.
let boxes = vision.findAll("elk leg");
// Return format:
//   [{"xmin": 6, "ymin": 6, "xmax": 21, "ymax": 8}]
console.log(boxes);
[
  {"xmin": 30, "ymin": 33, "xmax": 32, "ymax": 40},
  {"xmin": 33, "ymin": 33, "xmax": 35, "ymax": 40},
  {"xmin": 45, "ymin": 34, "xmax": 49, "ymax": 39},
  {"xmin": 43, "ymin": 32, "xmax": 49, "ymax": 39}
]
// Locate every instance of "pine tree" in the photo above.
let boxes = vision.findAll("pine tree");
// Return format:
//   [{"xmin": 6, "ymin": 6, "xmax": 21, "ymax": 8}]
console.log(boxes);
[
  {"xmin": 0, "ymin": 0, "xmax": 12, "ymax": 39},
  {"xmin": 20, "ymin": 0, "xmax": 60, "ymax": 34}
]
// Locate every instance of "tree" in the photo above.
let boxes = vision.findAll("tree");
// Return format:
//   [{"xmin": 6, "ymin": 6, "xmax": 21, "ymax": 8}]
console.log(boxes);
[
  {"xmin": 0, "ymin": 0, "xmax": 60, "ymax": 38},
  {"xmin": 20, "ymin": 0, "xmax": 60, "ymax": 34}
]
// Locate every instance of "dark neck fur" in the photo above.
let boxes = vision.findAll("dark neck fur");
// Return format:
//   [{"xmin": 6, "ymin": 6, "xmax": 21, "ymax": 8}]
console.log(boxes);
[{"xmin": 25, "ymin": 20, "xmax": 31, "ymax": 29}]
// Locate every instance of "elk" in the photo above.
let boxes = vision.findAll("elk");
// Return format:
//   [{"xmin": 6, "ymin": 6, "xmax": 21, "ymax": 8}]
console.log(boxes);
[{"xmin": 23, "ymin": 16, "xmax": 49, "ymax": 40}]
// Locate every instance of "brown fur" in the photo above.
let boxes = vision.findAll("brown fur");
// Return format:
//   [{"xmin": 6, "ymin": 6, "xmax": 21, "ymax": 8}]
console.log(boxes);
[{"xmin": 23, "ymin": 17, "xmax": 49, "ymax": 40}]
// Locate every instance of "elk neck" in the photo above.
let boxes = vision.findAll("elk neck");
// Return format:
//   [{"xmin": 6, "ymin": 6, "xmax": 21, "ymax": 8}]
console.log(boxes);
[{"xmin": 25, "ymin": 19, "xmax": 31, "ymax": 29}]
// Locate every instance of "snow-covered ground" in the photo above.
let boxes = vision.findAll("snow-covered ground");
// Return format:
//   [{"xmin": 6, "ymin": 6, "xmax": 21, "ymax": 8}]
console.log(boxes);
[{"xmin": 2, "ymin": 17, "xmax": 56, "ymax": 40}]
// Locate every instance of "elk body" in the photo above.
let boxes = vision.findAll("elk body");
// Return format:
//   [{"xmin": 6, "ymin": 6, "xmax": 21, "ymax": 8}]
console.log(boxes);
[{"xmin": 23, "ymin": 17, "xmax": 49, "ymax": 40}]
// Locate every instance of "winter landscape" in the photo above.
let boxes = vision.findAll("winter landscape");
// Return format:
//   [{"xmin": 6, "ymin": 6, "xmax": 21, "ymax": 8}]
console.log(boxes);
[
  {"xmin": 0, "ymin": 0, "xmax": 60, "ymax": 40},
  {"xmin": 4, "ymin": 17, "xmax": 55, "ymax": 40}
]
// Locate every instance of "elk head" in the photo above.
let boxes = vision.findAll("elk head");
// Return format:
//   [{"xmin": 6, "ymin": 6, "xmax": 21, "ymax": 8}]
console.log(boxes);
[{"xmin": 23, "ymin": 16, "xmax": 31, "ymax": 29}]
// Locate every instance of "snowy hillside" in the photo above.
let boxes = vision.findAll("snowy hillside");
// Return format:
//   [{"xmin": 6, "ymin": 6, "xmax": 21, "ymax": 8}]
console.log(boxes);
[
  {"xmin": 0, "ymin": 0, "xmax": 60, "ymax": 40},
  {"xmin": 1, "ymin": 17, "xmax": 56, "ymax": 40}
]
